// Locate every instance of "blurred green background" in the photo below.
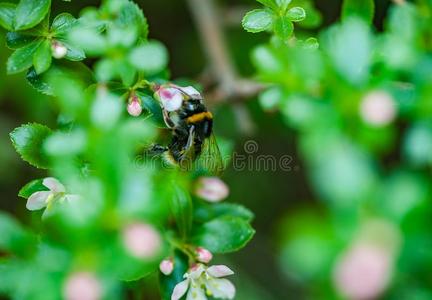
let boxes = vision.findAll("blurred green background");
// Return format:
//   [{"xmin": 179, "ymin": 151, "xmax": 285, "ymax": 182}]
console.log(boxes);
[{"xmin": 2, "ymin": 0, "xmax": 431, "ymax": 299}]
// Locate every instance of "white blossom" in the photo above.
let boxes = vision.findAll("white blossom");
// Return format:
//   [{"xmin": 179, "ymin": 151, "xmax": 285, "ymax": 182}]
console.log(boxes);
[
  {"xmin": 26, "ymin": 177, "xmax": 79, "ymax": 215},
  {"xmin": 156, "ymin": 86, "xmax": 184, "ymax": 112},
  {"xmin": 172, "ymin": 264, "xmax": 235, "ymax": 300}
]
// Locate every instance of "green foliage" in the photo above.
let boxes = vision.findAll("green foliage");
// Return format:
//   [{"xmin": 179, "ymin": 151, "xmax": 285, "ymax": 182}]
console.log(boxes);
[
  {"xmin": 10, "ymin": 123, "xmax": 52, "ymax": 169},
  {"xmin": 243, "ymin": 0, "xmax": 432, "ymax": 297},
  {"xmin": 7, "ymin": 40, "xmax": 42, "ymax": 74},
  {"xmin": 18, "ymin": 178, "xmax": 49, "ymax": 198},
  {"xmin": 192, "ymin": 216, "xmax": 255, "ymax": 254},
  {"xmin": 243, "ymin": 0, "xmax": 319, "ymax": 42},
  {"xmin": 33, "ymin": 40, "xmax": 52, "ymax": 74},
  {"xmin": 0, "ymin": 0, "xmax": 255, "ymax": 299},
  {"xmin": 0, "ymin": 3, "xmax": 16, "ymax": 31},
  {"xmin": 14, "ymin": 0, "xmax": 51, "ymax": 31},
  {"xmin": 171, "ymin": 185, "xmax": 193, "ymax": 240},
  {"xmin": 0, "ymin": 212, "xmax": 36, "ymax": 257},
  {"xmin": 242, "ymin": 9, "xmax": 274, "ymax": 33},
  {"xmin": 128, "ymin": 41, "xmax": 168, "ymax": 74},
  {"xmin": 342, "ymin": 0, "xmax": 375, "ymax": 24}
]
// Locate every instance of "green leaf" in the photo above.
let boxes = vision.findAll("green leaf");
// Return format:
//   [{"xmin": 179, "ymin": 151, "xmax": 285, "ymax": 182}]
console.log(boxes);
[
  {"xmin": 117, "ymin": 61, "xmax": 136, "ymax": 87},
  {"xmin": 95, "ymin": 58, "xmax": 117, "ymax": 83},
  {"xmin": 10, "ymin": 123, "xmax": 52, "ymax": 169},
  {"xmin": 322, "ymin": 18, "xmax": 372, "ymax": 85},
  {"xmin": 61, "ymin": 40, "xmax": 86, "ymax": 61},
  {"xmin": 26, "ymin": 67, "xmax": 54, "ymax": 95},
  {"xmin": 7, "ymin": 40, "xmax": 42, "ymax": 74},
  {"xmin": 159, "ymin": 251, "xmax": 189, "ymax": 300},
  {"xmin": 242, "ymin": 9, "xmax": 274, "ymax": 33},
  {"xmin": 116, "ymin": 1, "xmax": 148, "ymax": 39},
  {"xmin": 287, "ymin": 7, "xmax": 306, "ymax": 22},
  {"xmin": 68, "ymin": 27, "xmax": 107, "ymax": 56},
  {"xmin": 5, "ymin": 32, "xmax": 36, "ymax": 49},
  {"xmin": 51, "ymin": 13, "xmax": 77, "ymax": 36},
  {"xmin": 171, "ymin": 185, "xmax": 193, "ymax": 240},
  {"xmin": 276, "ymin": 0, "xmax": 292, "ymax": 12},
  {"xmin": 303, "ymin": 37, "xmax": 319, "ymax": 49},
  {"xmin": 0, "ymin": 212, "xmax": 36, "ymax": 256},
  {"xmin": 273, "ymin": 15, "xmax": 294, "ymax": 39},
  {"xmin": 0, "ymin": 2, "xmax": 16, "ymax": 31},
  {"xmin": 136, "ymin": 91, "xmax": 165, "ymax": 127},
  {"xmin": 194, "ymin": 203, "xmax": 254, "ymax": 223},
  {"xmin": 192, "ymin": 216, "xmax": 255, "ymax": 254},
  {"xmin": 33, "ymin": 40, "xmax": 52, "ymax": 74},
  {"xmin": 129, "ymin": 41, "xmax": 168, "ymax": 74},
  {"xmin": 14, "ymin": 0, "xmax": 51, "ymax": 31},
  {"xmin": 18, "ymin": 178, "xmax": 49, "ymax": 199},
  {"xmin": 256, "ymin": 0, "xmax": 277, "ymax": 10},
  {"xmin": 342, "ymin": 0, "xmax": 375, "ymax": 24}
]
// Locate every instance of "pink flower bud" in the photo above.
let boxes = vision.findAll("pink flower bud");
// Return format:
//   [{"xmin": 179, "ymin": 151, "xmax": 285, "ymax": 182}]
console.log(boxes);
[
  {"xmin": 195, "ymin": 177, "xmax": 229, "ymax": 202},
  {"xmin": 159, "ymin": 258, "xmax": 174, "ymax": 275},
  {"xmin": 155, "ymin": 86, "xmax": 183, "ymax": 112},
  {"xmin": 196, "ymin": 247, "xmax": 213, "ymax": 264},
  {"xmin": 63, "ymin": 272, "xmax": 102, "ymax": 300},
  {"xmin": 51, "ymin": 41, "xmax": 68, "ymax": 59},
  {"xmin": 333, "ymin": 244, "xmax": 392, "ymax": 300},
  {"xmin": 360, "ymin": 91, "xmax": 397, "ymax": 127},
  {"xmin": 127, "ymin": 95, "xmax": 142, "ymax": 117},
  {"xmin": 122, "ymin": 223, "xmax": 162, "ymax": 259}
]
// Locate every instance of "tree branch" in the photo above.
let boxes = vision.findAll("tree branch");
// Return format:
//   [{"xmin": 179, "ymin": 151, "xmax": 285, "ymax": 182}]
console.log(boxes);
[{"xmin": 185, "ymin": 0, "xmax": 264, "ymax": 104}]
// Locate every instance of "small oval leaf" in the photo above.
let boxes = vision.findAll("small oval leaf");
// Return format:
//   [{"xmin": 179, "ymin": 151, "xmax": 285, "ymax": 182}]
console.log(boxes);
[
  {"xmin": 14, "ymin": 0, "xmax": 51, "ymax": 31},
  {"xmin": 0, "ymin": 2, "xmax": 16, "ymax": 31},
  {"xmin": 33, "ymin": 40, "xmax": 52, "ymax": 74},
  {"xmin": 7, "ymin": 40, "xmax": 42, "ymax": 74},
  {"xmin": 129, "ymin": 41, "xmax": 168, "ymax": 74},
  {"xmin": 287, "ymin": 7, "xmax": 306, "ymax": 22},
  {"xmin": 10, "ymin": 123, "xmax": 52, "ymax": 169},
  {"xmin": 192, "ymin": 216, "xmax": 255, "ymax": 254},
  {"xmin": 242, "ymin": 9, "xmax": 274, "ymax": 33}
]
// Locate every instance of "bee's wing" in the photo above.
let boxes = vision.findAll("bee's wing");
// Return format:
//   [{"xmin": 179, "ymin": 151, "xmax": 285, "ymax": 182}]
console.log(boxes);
[{"xmin": 195, "ymin": 133, "xmax": 224, "ymax": 175}]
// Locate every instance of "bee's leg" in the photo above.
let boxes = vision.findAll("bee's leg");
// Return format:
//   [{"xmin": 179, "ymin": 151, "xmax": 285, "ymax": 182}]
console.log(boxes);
[
  {"xmin": 185, "ymin": 125, "xmax": 195, "ymax": 149},
  {"xmin": 162, "ymin": 109, "xmax": 176, "ymax": 128},
  {"xmin": 147, "ymin": 144, "xmax": 169, "ymax": 156}
]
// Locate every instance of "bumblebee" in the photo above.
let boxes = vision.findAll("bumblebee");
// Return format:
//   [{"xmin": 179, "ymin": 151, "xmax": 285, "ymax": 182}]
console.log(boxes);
[{"xmin": 150, "ymin": 84, "xmax": 223, "ymax": 174}]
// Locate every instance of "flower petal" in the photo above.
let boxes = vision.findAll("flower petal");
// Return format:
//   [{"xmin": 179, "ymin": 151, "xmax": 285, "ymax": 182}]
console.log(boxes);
[
  {"xmin": 64, "ymin": 194, "xmax": 81, "ymax": 202},
  {"xmin": 158, "ymin": 87, "xmax": 183, "ymax": 112},
  {"xmin": 188, "ymin": 264, "xmax": 206, "ymax": 280},
  {"xmin": 43, "ymin": 177, "xmax": 66, "ymax": 193},
  {"xmin": 171, "ymin": 279, "xmax": 189, "ymax": 300},
  {"xmin": 206, "ymin": 265, "xmax": 234, "ymax": 278},
  {"xmin": 205, "ymin": 278, "xmax": 235, "ymax": 299},
  {"xmin": 26, "ymin": 191, "xmax": 51, "ymax": 210},
  {"xmin": 178, "ymin": 86, "xmax": 201, "ymax": 98},
  {"xmin": 186, "ymin": 284, "xmax": 207, "ymax": 300}
]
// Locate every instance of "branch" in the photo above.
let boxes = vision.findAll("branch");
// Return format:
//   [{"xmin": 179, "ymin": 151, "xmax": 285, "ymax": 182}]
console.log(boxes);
[{"xmin": 185, "ymin": 0, "xmax": 264, "ymax": 104}]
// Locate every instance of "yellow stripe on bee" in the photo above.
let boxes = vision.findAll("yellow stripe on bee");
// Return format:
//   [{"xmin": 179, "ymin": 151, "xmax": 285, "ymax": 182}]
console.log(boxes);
[{"xmin": 186, "ymin": 111, "xmax": 213, "ymax": 124}]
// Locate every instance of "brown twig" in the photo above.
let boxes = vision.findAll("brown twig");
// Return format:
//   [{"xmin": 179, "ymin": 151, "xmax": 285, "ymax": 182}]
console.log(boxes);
[
  {"xmin": 186, "ymin": 0, "xmax": 265, "ymax": 134},
  {"xmin": 185, "ymin": 0, "xmax": 264, "ymax": 102}
]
